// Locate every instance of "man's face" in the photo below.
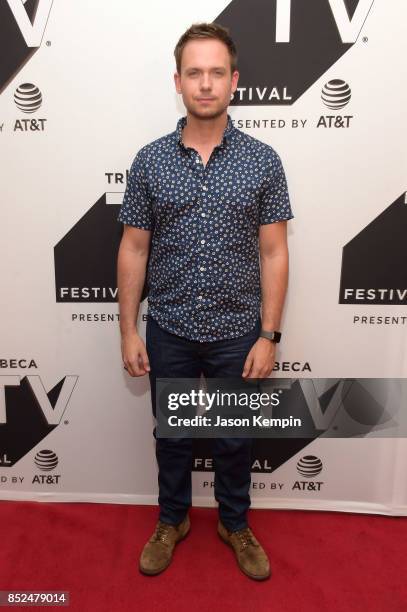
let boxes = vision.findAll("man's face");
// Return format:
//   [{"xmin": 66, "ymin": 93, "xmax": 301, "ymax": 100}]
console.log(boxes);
[{"xmin": 174, "ymin": 38, "xmax": 239, "ymax": 120}]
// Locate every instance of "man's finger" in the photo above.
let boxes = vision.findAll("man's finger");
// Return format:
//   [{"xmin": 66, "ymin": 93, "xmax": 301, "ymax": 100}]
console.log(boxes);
[
  {"xmin": 140, "ymin": 350, "xmax": 151, "ymax": 373},
  {"xmin": 132, "ymin": 359, "xmax": 145, "ymax": 376},
  {"xmin": 246, "ymin": 359, "xmax": 265, "ymax": 378},
  {"xmin": 242, "ymin": 355, "xmax": 254, "ymax": 377},
  {"xmin": 125, "ymin": 356, "xmax": 143, "ymax": 377},
  {"xmin": 123, "ymin": 362, "xmax": 134, "ymax": 376}
]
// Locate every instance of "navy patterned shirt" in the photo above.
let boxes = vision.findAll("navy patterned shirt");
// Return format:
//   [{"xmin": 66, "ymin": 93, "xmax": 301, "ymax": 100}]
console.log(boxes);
[{"xmin": 117, "ymin": 114, "xmax": 294, "ymax": 342}]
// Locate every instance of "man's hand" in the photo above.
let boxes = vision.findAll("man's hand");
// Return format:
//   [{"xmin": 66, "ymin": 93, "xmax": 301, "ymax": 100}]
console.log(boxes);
[
  {"xmin": 242, "ymin": 338, "xmax": 276, "ymax": 379},
  {"xmin": 121, "ymin": 331, "xmax": 151, "ymax": 377}
]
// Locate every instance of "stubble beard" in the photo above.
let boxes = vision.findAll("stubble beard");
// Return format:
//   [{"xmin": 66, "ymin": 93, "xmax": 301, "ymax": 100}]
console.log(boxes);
[{"xmin": 186, "ymin": 98, "xmax": 229, "ymax": 121}]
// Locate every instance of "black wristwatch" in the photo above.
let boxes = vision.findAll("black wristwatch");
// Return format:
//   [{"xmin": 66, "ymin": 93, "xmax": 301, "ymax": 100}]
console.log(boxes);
[{"xmin": 259, "ymin": 329, "xmax": 281, "ymax": 343}]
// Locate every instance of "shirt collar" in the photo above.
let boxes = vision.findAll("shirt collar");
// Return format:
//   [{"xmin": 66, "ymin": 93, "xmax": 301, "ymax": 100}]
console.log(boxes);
[{"xmin": 175, "ymin": 113, "xmax": 235, "ymax": 150}]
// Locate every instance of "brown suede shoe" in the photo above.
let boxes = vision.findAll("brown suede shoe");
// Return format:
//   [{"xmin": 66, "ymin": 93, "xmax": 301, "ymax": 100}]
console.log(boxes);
[
  {"xmin": 218, "ymin": 521, "xmax": 271, "ymax": 580},
  {"xmin": 139, "ymin": 514, "xmax": 190, "ymax": 575}
]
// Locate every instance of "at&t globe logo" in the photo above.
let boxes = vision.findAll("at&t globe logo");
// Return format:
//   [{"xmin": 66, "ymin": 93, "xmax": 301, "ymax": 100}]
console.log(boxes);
[
  {"xmin": 321, "ymin": 79, "xmax": 351, "ymax": 109},
  {"xmin": 14, "ymin": 82, "xmax": 42, "ymax": 113},
  {"xmin": 12, "ymin": 81, "xmax": 47, "ymax": 132},
  {"xmin": 33, "ymin": 449, "xmax": 61, "ymax": 485},
  {"xmin": 296, "ymin": 455, "xmax": 323, "ymax": 478},
  {"xmin": 34, "ymin": 449, "xmax": 58, "ymax": 471},
  {"xmin": 292, "ymin": 455, "xmax": 324, "ymax": 492}
]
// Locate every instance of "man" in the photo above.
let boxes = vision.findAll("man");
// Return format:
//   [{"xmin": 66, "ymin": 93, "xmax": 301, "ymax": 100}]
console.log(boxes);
[{"xmin": 117, "ymin": 22, "xmax": 294, "ymax": 581}]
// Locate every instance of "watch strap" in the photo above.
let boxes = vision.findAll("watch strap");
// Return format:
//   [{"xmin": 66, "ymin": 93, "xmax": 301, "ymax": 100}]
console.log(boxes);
[{"xmin": 259, "ymin": 329, "xmax": 281, "ymax": 343}]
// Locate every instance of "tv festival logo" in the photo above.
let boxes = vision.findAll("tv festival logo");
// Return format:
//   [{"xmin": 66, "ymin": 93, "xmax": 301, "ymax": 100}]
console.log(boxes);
[
  {"xmin": 217, "ymin": 0, "xmax": 374, "ymax": 106},
  {"xmin": 193, "ymin": 378, "xmax": 400, "ymax": 476},
  {"xmin": 0, "ymin": 0, "xmax": 54, "ymax": 95},
  {"xmin": 54, "ymin": 192, "xmax": 125, "ymax": 304},
  {"xmin": 0, "ymin": 373, "xmax": 77, "ymax": 468},
  {"xmin": 339, "ymin": 192, "xmax": 407, "ymax": 305}
]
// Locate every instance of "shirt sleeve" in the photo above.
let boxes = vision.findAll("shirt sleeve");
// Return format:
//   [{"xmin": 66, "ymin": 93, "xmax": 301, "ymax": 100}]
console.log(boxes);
[
  {"xmin": 116, "ymin": 148, "xmax": 154, "ymax": 230},
  {"xmin": 259, "ymin": 152, "xmax": 294, "ymax": 225}
]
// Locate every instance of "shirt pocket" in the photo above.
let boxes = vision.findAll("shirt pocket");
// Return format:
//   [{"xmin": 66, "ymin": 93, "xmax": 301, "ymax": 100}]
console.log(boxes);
[{"xmin": 150, "ymin": 174, "xmax": 195, "ymax": 218}]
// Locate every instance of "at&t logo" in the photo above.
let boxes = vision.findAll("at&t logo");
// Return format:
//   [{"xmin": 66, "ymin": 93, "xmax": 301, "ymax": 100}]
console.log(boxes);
[
  {"xmin": 292, "ymin": 455, "xmax": 324, "ymax": 491},
  {"xmin": 32, "ymin": 449, "xmax": 61, "ymax": 484}
]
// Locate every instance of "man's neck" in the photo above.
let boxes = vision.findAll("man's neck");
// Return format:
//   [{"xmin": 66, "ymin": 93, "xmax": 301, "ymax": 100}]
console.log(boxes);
[{"xmin": 181, "ymin": 111, "xmax": 228, "ymax": 149}]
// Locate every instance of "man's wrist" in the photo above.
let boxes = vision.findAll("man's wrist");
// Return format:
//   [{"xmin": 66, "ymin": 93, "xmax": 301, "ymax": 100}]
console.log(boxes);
[
  {"xmin": 120, "ymin": 327, "xmax": 139, "ymax": 338},
  {"xmin": 259, "ymin": 329, "xmax": 281, "ymax": 343}
]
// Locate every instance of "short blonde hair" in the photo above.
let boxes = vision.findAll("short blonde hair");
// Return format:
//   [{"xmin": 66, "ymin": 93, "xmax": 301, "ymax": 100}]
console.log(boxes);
[{"xmin": 174, "ymin": 22, "xmax": 238, "ymax": 74}]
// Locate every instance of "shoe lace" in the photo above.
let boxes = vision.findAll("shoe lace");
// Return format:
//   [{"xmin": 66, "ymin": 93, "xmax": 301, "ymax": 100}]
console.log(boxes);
[
  {"xmin": 233, "ymin": 527, "xmax": 257, "ymax": 551},
  {"xmin": 151, "ymin": 521, "xmax": 173, "ymax": 544}
]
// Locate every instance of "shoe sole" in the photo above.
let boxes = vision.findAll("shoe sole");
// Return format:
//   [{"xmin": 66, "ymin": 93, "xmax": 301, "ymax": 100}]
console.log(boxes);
[
  {"xmin": 217, "ymin": 529, "xmax": 271, "ymax": 581},
  {"xmin": 139, "ymin": 523, "xmax": 191, "ymax": 576}
]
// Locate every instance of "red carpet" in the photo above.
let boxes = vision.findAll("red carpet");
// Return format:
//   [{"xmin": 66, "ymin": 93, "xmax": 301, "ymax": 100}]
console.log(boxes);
[{"xmin": 0, "ymin": 501, "xmax": 406, "ymax": 611}]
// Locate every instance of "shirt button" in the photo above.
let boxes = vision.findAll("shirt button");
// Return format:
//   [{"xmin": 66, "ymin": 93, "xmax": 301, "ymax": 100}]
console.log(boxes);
[
  {"xmin": 195, "ymin": 158, "xmax": 200, "ymax": 164},
  {"xmin": 201, "ymin": 213, "xmax": 206, "ymax": 217},
  {"xmin": 202, "ymin": 186, "xmax": 208, "ymax": 191},
  {"xmin": 197, "ymin": 295, "xmax": 203, "ymax": 300},
  {"xmin": 200, "ymin": 267, "xmax": 206, "ymax": 272},
  {"xmin": 200, "ymin": 239, "xmax": 205, "ymax": 244}
]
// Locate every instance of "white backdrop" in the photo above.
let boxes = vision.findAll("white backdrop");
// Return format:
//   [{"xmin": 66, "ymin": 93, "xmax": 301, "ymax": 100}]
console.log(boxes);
[{"xmin": 0, "ymin": 0, "xmax": 406, "ymax": 515}]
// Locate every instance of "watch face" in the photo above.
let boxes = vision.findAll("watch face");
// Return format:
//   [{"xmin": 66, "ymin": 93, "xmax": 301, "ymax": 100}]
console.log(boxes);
[{"xmin": 260, "ymin": 330, "xmax": 281, "ymax": 343}]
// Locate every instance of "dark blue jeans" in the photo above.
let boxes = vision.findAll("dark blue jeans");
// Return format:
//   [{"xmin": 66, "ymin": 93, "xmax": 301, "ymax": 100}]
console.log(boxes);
[{"xmin": 146, "ymin": 313, "xmax": 261, "ymax": 532}]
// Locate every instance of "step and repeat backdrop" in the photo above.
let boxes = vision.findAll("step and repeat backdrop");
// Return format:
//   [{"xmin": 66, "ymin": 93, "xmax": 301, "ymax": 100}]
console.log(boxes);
[{"xmin": 0, "ymin": 0, "xmax": 406, "ymax": 514}]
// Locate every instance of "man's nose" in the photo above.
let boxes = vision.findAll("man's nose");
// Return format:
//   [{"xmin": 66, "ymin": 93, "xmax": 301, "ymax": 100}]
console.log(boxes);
[{"xmin": 200, "ymin": 73, "xmax": 212, "ymax": 90}]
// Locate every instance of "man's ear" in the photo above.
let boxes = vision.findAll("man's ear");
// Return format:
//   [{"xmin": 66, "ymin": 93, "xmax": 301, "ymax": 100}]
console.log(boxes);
[
  {"xmin": 231, "ymin": 70, "xmax": 240, "ymax": 94},
  {"xmin": 174, "ymin": 72, "xmax": 181, "ymax": 94}
]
